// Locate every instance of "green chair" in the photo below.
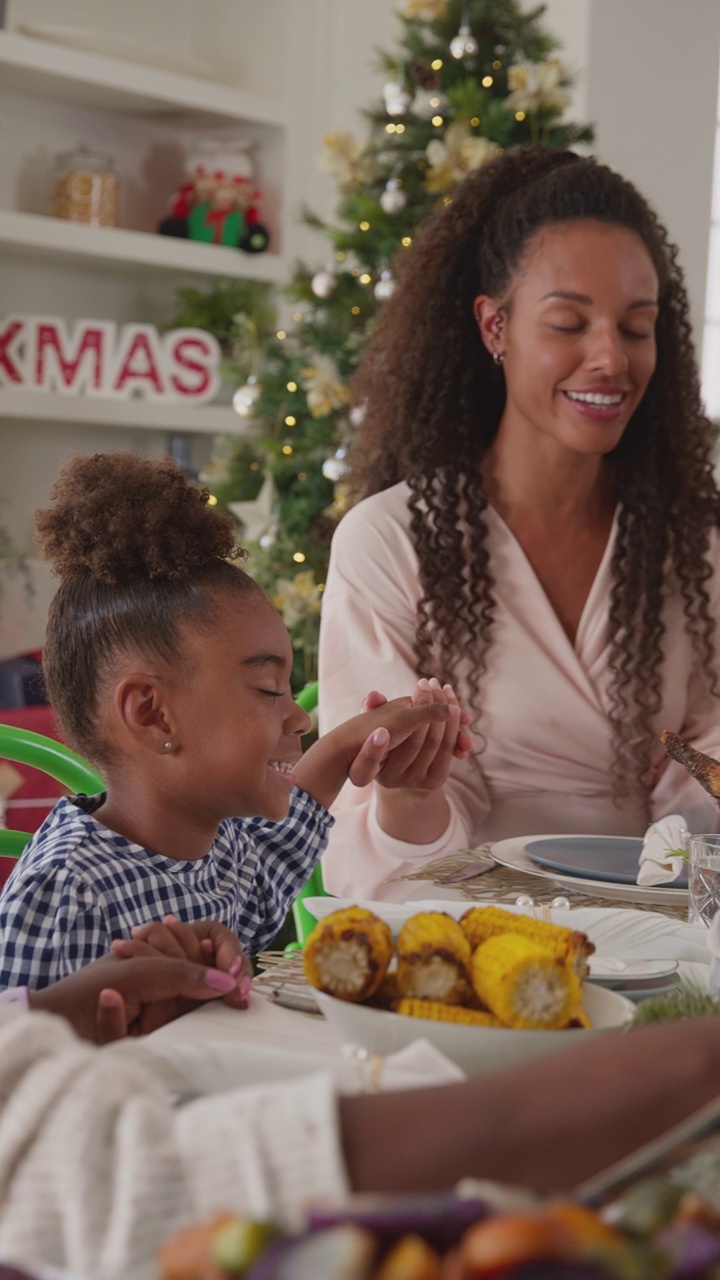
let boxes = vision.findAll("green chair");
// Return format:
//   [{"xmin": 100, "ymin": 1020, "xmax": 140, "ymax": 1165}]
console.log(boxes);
[
  {"xmin": 289, "ymin": 680, "xmax": 329, "ymax": 948},
  {"xmin": 0, "ymin": 724, "xmax": 104, "ymax": 859}
]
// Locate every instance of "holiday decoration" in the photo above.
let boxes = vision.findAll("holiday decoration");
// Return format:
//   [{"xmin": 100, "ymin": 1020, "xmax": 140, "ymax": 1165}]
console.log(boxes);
[
  {"xmin": 0, "ymin": 315, "xmax": 220, "ymax": 402},
  {"xmin": 213, "ymin": 0, "xmax": 593, "ymax": 614},
  {"xmin": 232, "ymin": 376, "xmax": 262, "ymax": 418},
  {"xmin": 228, "ymin": 471, "xmax": 278, "ymax": 543},
  {"xmin": 158, "ymin": 140, "xmax": 270, "ymax": 253}
]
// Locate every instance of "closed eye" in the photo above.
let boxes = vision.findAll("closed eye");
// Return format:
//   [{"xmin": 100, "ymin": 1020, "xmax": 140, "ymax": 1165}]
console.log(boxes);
[{"xmin": 258, "ymin": 689, "xmax": 284, "ymax": 698}]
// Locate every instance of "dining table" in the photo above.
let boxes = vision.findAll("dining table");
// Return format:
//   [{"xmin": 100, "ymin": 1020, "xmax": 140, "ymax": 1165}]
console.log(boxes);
[{"xmin": 150, "ymin": 844, "xmax": 712, "ymax": 1072}]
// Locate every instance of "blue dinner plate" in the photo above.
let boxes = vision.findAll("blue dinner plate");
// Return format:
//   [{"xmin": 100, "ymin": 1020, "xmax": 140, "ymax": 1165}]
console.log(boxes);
[{"xmin": 525, "ymin": 835, "xmax": 689, "ymax": 889}]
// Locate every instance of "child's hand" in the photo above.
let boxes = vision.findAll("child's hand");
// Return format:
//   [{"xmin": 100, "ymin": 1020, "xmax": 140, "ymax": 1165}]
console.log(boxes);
[
  {"xmin": 112, "ymin": 915, "xmax": 252, "ymax": 1010},
  {"xmin": 29, "ymin": 953, "xmax": 241, "ymax": 1043},
  {"xmin": 343, "ymin": 687, "xmax": 467, "ymax": 788},
  {"xmin": 365, "ymin": 678, "xmax": 472, "ymax": 793},
  {"xmin": 295, "ymin": 686, "xmax": 465, "ymax": 810}
]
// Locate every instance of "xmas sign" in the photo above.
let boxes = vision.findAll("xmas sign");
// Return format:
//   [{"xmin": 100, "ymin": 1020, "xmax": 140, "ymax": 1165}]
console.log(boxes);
[{"xmin": 0, "ymin": 315, "xmax": 221, "ymax": 403}]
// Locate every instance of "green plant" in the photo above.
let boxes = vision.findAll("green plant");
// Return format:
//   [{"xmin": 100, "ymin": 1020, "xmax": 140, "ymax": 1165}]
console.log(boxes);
[{"xmin": 165, "ymin": 278, "xmax": 276, "ymax": 381}]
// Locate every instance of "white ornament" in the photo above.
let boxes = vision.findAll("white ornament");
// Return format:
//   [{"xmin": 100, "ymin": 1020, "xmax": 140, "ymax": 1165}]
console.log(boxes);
[
  {"xmin": 322, "ymin": 446, "xmax": 349, "ymax": 483},
  {"xmin": 349, "ymin": 403, "xmax": 366, "ymax": 427},
  {"xmin": 232, "ymin": 376, "xmax": 261, "ymax": 418},
  {"xmin": 228, "ymin": 472, "xmax": 278, "ymax": 543},
  {"xmin": 383, "ymin": 78, "xmax": 411, "ymax": 116},
  {"xmin": 374, "ymin": 268, "xmax": 396, "ymax": 301},
  {"xmin": 411, "ymin": 87, "xmax": 448, "ymax": 120},
  {"xmin": 449, "ymin": 24, "xmax": 478, "ymax": 60},
  {"xmin": 379, "ymin": 179, "xmax": 407, "ymax": 215},
  {"xmin": 311, "ymin": 269, "xmax": 338, "ymax": 299}
]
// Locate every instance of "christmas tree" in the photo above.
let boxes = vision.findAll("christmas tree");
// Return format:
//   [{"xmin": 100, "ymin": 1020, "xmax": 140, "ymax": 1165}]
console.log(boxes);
[{"xmin": 208, "ymin": 0, "xmax": 593, "ymax": 686}]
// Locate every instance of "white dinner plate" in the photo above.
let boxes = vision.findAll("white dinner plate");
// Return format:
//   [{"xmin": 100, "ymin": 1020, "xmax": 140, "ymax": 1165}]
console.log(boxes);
[
  {"xmin": 490, "ymin": 834, "xmax": 688, "ymax": 907},
  {"xmin": 586, "ymin": 956, "xmax": 679, "ymax": 984}
]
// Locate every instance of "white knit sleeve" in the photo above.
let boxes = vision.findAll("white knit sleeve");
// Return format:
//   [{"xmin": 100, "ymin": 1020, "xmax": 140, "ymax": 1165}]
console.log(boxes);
[{"xmin": 0, "ymin": 1011, "xmax": 348, "ymax": 1280}]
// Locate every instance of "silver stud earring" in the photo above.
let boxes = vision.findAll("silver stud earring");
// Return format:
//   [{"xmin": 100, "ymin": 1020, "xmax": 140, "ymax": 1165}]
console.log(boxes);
[
  {"xmin": 164, "ymin": 741, "xmax": 173, "ymax": 752},
  {"xmin": 492, "ymin": 350, "xmax": 505, "ymax": 367}
]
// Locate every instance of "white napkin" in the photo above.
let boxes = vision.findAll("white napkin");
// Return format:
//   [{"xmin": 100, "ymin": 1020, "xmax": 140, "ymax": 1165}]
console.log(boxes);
[
  {"xmin": 636, "ymin": 813, "xmax": 689, "ymax": 886},
  {"xmin": 340, "ymin": 1036, "xmax": 466, "ymax": 1094}
]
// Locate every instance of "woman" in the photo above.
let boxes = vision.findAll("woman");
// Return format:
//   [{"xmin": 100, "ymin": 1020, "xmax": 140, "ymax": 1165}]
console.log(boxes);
[{"xmin": 319, "ymin": 145, "xmax": 720, "ymax": 901}]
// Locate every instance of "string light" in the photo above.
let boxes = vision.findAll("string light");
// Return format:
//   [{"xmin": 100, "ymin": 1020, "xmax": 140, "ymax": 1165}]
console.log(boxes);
[
  {"xmin": 492, "ymin": 59, "xmax": 502, "ymax": 69},
  {"xmin": 292, "ymin": 552, "xmax": 306, "ymax": 564},
  {"xmin": 395, "ymin": 123, "xmax": 406, "ymax": 134},
  {"xmin": 351, "ymin": 305, "xmax": 361, "ymax": 315},
  {"xmin": 431, "ymin": 115, "xmax": 444, "ymax": 127},
  {"xmin": 470, "ymin": 116, "xmax": 480, "ymax": 126},
  {"xmin": 482, "ymin": 75, "xmax": 493, "ymax": 87},
  {"xmin": 282, "ymin": 444, "xmax": 293, "ymax": 455},
  {"xmin": 298, "ymin": 472, "xmax": 307, "ymax": 481},
  {"xmin": 359, "ymin": 273, "xmax": 372, "ymax": 284},
  {"xmin": 336, "ymin": 250, "xmax": 346, "ymax": 261},
  {"xmin": 431, "ymin": 58, "xmax": 443, "ymax": 70},
  {"xmin": 250, "ymin": 462, "xmax": 260, "ymax": 471},
  {"xmin": 286, "ymin": 381, "xmax": 297, "ymax": 392},
  {"xmin": 292, "ymin": 311, "xmax": 303, "ymax": 322},
  {"xmin": 351, "ymin": 266, "xmax": 360, "ymax": 276},
  {"xmin": 285, "ymin": 415, "xmax": 296, "ymax": 426},
  {"xmin": 276, "ymin": 329, "xmax": 287, "ymax": 340},
  {"xmin": 359, "ymin": 220, "xmax": 370, "ymax": 231},
  {"xmin": 385, "ymin": 123, "xmax": 396, "ymax": 134},
  {"xmin": 515, "ymin": 110, "xmax": 526, "ymax": 121},
  {"xmin": 207, "ymin": 494, "xmax": 218, "ymax": 506},
  {"xmin": 401, "ymin": 236, "xmax": 412, "ymax": 247}
]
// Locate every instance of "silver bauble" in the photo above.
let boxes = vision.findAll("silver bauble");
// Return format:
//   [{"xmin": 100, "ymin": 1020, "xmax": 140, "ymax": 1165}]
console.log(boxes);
[
  {"xmin": 374, "ymin": 269, "xmax": 396, "ymax": 301},
  {"xmin": 349, "ymin": 403, "xmax": 366, "ymax": 427},
  {"xmin": 322, "ymin": 447, "xmax": 349, "ymax": 483},
  {"xmin": 383, "ymin": 78, "xmax": 411, "ymax": 116},
  {"xmin": 311, "ymin": 269, "xmax": 338, "ymax": 299},
  {"xmin": 449, "ymin": 26, "xmax": 478, "ymax": 59},
  {"xmin": 379, "ymin": 180, "xmax": 407, "ymax": 215},
  {"xmin": 232, "ymin": 377, "xmax": 261, "ymax": 417}
]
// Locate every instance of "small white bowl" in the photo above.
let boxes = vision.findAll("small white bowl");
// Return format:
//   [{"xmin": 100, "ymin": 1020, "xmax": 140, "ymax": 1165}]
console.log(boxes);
[{"xmin": 314, "ymin": 983, "xmax": 634, "ymax": 1076}]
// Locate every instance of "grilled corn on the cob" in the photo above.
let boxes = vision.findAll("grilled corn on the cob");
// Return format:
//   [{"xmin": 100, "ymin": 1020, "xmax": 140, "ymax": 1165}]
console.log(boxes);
[
  {"xmin": 396, "ymin": 911, "xmax": 473, "ymax": 1005},
  {"xmin": 303, "ymin": 907, "xmax": 392, "ymax": 1002},
  {"xmin": 460, "ymin": 906, "xmax": 594, "ymax": 980},
  {"xmin": 661, "ymin": 729, "xmax": 720, "ymax": 802},
  {"xmin": 471, "ymin": 933, "xmax": 583, "ymax": 1030},
  {"xmin": 393, "ymin": 998, "xmax": 503, "ymax": 1027}
]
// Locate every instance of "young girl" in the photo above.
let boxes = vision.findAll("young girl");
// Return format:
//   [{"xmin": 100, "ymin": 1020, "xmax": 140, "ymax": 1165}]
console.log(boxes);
[{"xmin": 0, "ymin": 452, "xmax": 464, "ymax": 990}]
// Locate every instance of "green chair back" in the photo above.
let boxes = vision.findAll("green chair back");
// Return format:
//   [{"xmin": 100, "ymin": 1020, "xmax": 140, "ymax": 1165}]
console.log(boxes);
[
  {"xmin": 0, "ymin": 724, "xmax": 104, "ymax": 859},
  {"xmin": 288, "ymin": 681, "xmax": 328, "ymax": 948}
]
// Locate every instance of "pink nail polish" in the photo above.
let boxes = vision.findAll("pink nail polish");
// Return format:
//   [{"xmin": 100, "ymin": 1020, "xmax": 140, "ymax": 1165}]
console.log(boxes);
[
  {"xmin": 229, "ymin": 956, "xmax": 243, "ymax": 977},
  {"xmin": 205, "ymin": 969, "xmax": 236, "ymax": 993},
  {"xmin": 240, "ymin": 976, "xmax": 252, "ymax": 1000},
  {"xmin": 372, "ymin": 728, "xmax": 388, "ymax": 746}
]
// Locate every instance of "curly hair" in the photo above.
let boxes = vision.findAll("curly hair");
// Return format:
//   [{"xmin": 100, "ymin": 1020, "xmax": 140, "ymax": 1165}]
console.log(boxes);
[
  {"xmin": 36, "ymin": 452, "xmax": 259, "ymax": 765},
  {"xmin": 350, "ymin": 145, "xmax": 720, "ymax": 798}
]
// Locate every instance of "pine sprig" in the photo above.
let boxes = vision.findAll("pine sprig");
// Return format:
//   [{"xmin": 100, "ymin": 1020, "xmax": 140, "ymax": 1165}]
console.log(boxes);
[{"xmin": 632, "ymin": 982, "xmax": 720, "ymax": 1025}]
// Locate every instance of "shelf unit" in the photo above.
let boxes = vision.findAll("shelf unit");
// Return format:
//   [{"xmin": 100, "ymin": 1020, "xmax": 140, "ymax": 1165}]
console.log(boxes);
[
  {"xmin": 0, "ymin": 27, "xmax": 288, "ymax": 442},
  {"xmin": 0, "ymin": 209, "xmax": 286, "ymax": 283}
]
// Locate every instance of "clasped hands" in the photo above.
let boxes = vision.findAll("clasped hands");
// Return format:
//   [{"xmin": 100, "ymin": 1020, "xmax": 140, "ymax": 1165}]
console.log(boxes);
[{"xmin": 348, "ymin": 677, "xmax": 472, "ymax": 791}]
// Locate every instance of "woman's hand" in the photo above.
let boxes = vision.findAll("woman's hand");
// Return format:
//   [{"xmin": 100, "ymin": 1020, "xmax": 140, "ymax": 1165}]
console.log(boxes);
[
  {"xmin": 28, "ymin": 952, "xmax": 241, "ymax": 1044},
  {"xmin": 362, "ymin": 678, "xmax": 472, "ymax": 792},
  {"xmin": 294, "ymin": 692, "xmax": 460, "ymax": 809},
  {"xmin": 112, "ymin": 915, "xmax": 252, "ymax": 1010}
]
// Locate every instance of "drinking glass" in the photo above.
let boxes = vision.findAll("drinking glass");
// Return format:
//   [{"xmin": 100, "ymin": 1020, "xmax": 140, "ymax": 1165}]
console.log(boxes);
[{"xmin": 688, "ymin": 834, "xmax": 720, "ymax": 927}]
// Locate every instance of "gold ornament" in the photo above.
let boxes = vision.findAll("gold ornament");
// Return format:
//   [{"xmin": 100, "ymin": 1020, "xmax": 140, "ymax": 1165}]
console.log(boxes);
[
  {"xmin": 316, "ymin": 132, "xmax": 375, "ymax": 190},
  {"xmin": 402, "ymin": 0, "xmax": 448, "ymax": 20},
  {"xmin": 425, "ymin": 124, "xmax": 499, "ymax": 193},
  {"xmin": 505, "ymin": 60, "xmax": 571, "ymax": 116},
  {"xmin": 301, "ymin": 354, "xmax": 350, "ymax": 419}
]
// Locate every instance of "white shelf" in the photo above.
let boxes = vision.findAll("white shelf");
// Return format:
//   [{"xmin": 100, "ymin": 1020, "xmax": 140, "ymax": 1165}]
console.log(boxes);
[
  {"xmin": 0, "ymin": 30, "xmax": 289, "ymax": 127},
  {"xmin": 0, "ymin": 388, "xmax": 252, "ymax": 436},
  {"xmin": 0, "ymin": 210, "xmax": 286, "ymax": 283}
]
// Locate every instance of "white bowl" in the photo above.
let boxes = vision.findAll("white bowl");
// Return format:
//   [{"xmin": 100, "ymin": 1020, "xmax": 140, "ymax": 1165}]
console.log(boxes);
[{"xmin": 314, "ymin": 983, "xmax": 634, "ymax": 1076}]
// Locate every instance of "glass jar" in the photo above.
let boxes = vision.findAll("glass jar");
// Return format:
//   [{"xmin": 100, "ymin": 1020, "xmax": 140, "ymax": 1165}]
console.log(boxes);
[{"xmin": 48, "ymin": 145, "xmax": 118, "ymax": 227}]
